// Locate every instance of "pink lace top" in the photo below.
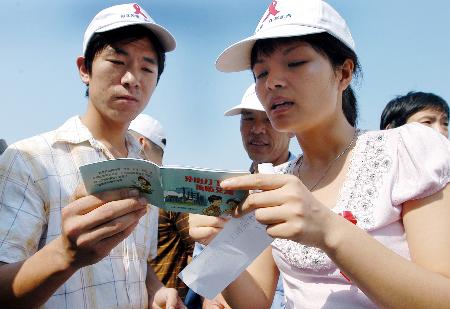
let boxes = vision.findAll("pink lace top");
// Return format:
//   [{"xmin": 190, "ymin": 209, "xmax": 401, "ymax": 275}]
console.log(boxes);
[{"xmin": 271, "ymin": 123, "xmax": 450, "ymax": 308}]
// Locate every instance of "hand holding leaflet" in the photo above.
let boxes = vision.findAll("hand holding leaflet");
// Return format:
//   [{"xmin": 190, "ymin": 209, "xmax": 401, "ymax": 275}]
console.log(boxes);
[
  {"xmin": 79, "ymin": 158, "xmax": 249, "ymax": 216},
  {"xmin": 178, "ymin": 163, "xmax": 276, "ymax": 299}
]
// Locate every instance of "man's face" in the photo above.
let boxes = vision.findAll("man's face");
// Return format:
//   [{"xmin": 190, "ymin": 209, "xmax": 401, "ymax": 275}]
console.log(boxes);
[
  {"xmin": 240, "ymin": 109, "xmax": 291, "ymax": 165},
  {"xmin": 80, "ymin": 37, "xmax": 159, "ymax": 125}
]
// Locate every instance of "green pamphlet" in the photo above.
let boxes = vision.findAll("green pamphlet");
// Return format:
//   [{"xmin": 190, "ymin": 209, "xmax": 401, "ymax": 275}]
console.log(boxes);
[{"xmin": 79, "ymin": 158, "xmax": 249, "ymax": 216}]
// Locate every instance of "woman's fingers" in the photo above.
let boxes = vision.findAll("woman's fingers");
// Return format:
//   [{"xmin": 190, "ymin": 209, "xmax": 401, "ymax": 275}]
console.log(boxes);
[
  {"xmin": 253, "ymin": 204, "xmax": 292, "ymax": 225},
  {"xmin": 265, "ymin": 221, "xmax": 298, "ymax": 239},
  {"xmin": 221, "ymin": 174, "xmax": 299, "ymax": 191}
]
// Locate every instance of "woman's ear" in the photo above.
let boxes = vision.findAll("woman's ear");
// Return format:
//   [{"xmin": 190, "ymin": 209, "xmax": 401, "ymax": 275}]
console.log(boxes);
[
  {"xmin": 76, "ymin": 56, "xmax": 90, "ymax": 85},
  {"xmin": 338, "ymin": 59, "xmax": 354, "ymax": 91}
]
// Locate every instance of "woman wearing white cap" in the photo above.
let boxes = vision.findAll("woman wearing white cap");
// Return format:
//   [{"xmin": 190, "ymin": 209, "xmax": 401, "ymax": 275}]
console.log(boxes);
[{"xmin": 213, "ymin": 0, "xmax": 450, "ymax": 308}]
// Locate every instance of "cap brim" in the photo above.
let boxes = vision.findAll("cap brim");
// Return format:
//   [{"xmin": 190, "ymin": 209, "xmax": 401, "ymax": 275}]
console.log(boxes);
[
  {"xmin": 97, "ymin": 21, "xmax": 176, "ymax": 52},
  {"xmin": 224, "ymin": 104, "xmax": 266, "ymax": 116},
  {"xmin": 224, "ymin": 105, "xmax": 243, "ymax": 116},
  {"xmin": 216, "ymin": 25, "xmax": 325, "ymax": 72}
]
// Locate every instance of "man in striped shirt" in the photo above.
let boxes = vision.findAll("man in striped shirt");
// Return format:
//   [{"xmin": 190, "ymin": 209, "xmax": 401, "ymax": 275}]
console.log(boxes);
[{"xmin": 0, "ymin": 4, "xmax": 184, "ymax": 308}]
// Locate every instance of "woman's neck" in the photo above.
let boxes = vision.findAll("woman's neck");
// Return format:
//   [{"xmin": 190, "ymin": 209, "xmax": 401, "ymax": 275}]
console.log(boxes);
[{"xmin": 296, "ymin": 120, "xmax": 356, "ymax": 170}]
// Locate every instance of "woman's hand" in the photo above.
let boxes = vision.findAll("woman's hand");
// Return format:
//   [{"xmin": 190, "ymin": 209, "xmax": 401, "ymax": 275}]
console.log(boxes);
[{"xmin": 221, "ymin": 174, "xmax": 336, "ymax": 249}]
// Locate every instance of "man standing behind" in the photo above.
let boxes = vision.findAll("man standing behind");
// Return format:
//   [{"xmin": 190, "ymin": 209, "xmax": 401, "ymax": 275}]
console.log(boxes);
[
  {"xmin": 0, "ymin": 4, "xmax": 184, "ymax": 308},
  {"xmin": 129, "ymin": 114, "xmax": 195, "ymax": 302},
  {"xmin": 224, "ymin": 83, "xmax": 295, "ymax": 173},
  {"xmin": 189, "ymin": 83, "xmax": 295, "ymax": 309}
]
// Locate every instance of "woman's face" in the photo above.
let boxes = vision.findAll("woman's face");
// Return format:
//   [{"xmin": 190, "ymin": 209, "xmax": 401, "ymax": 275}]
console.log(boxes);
[
  {"xmin": 252, "ymin": 40, "xmax": 349, "ymax": 133},
  {"xmin": 406, "ymin": 108, "xmax": 449, "ymax": 138}
]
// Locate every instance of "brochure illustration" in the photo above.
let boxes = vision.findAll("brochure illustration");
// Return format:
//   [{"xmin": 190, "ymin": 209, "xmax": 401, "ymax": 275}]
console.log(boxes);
[{"xmin": 79, "ymin": 158, "xmax": 249, "ymax": 216}]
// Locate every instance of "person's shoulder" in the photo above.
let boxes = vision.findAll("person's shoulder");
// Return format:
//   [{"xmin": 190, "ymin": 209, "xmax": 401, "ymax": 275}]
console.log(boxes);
[
  {"xmin": 388, "ymin": 124, "xmax": 450, "ymax": 203},
  {"xmin": 393, "ymin": 123, "xmax": 448, "ymax": 150},
  {"xmin": 4, "ymin": 117, "xmax": 78, "ymax": 159},
  {"xmin": 357, "ymin": 124, "xmax": 448, "ymax": 148}
]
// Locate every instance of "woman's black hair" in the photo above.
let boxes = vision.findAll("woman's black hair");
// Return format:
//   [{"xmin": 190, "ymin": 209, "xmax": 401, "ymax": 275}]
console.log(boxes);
[
  {"xmin": 250, "ymin": 33, "xmax": 361, "ymax": 127},
  {"xmin": 380, "ymin": 91, "xmax": 449, "ymax": 129},
  {"xmin": 83, "ymin": 24, "xmax": 166, "ymax": 96}
]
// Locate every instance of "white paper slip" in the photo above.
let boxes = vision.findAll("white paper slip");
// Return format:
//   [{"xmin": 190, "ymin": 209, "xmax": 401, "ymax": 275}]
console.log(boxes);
[
  {"xmin": 178, "ymin": 163, "xmax": 276, "ymax": 299},
  {"xmin": 179, "ymin": 212, "xmax": 273, "ymax": 299}
]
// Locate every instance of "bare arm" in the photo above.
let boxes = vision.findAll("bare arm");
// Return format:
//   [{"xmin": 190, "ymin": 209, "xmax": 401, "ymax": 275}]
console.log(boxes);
[
  {"xmin": 0, "ymin": 241, "xmax": 77, "ymax": 308},
  {"xmin": 0, "ymin": 188, "xmax": 147, "ymax": 307},
  {"xmin": 188, "ymin": 215, "xmax": 277, "ymax": 308},
  {"xmin": 323, "ymin": 185, "xmax": 450, "ymax": 308},
  {"xmin": 222, "ymin": 246, "xmax": 279, "ymax": 309},
  {"xmin": 221, "ymin": 174, "xmax": 450, "ymax": 309}
]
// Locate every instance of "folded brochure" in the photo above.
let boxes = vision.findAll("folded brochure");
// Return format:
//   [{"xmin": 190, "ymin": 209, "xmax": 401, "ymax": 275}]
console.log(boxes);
[{"xmin": 79, "ymin": 158, "xmax": 249, "ymax": 216}]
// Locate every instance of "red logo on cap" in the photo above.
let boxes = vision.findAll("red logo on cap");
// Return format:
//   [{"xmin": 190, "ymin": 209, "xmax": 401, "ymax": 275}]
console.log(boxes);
[
  {"xmin": 133, "ymin": 4, "xmax": 148, "ymax": 20},
  {"xmin": 262, "ymin": 0, "xmax": 280, "ymax": 23}
]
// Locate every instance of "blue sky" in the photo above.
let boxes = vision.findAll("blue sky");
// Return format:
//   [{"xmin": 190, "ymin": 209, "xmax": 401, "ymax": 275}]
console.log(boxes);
[{"xmin": 1, "ymin": 0, "xmax": 449, "ymax": 170}]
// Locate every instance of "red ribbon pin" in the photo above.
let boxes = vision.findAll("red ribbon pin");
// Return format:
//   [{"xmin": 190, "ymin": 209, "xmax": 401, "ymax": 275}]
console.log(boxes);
[
  {"xmin": 262, "ymin": 0, "xmax": 280, "ymax": 23},
  {"xmin": 338, "ymin": 210, "xmax": 357, "ymax": 282},
  {"xmin": 133, "ymin": 4, "xmax": 148, "ymax": 20}
]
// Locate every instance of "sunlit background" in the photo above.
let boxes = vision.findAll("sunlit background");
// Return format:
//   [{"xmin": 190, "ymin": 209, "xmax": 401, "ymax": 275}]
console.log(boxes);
[{"xmin": 1, "ymin": 0, "xmax": 449, "ymax": 170}]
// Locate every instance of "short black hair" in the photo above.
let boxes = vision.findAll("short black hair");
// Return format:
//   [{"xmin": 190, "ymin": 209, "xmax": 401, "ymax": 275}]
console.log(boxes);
[
  {"xmin": 84, "ymin": 24, "xmax": 166, "ymax": 96},
  {"xmin": 250, "ymin": 33, "xmax": 361, "ymax": 127},
  {"xmin": 380, "ymin": 91, "xmax": 449, "ymax": 129}
]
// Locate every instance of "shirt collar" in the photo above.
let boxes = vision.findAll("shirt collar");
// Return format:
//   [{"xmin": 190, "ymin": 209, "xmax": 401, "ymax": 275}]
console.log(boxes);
[
  {"xmin": 52, "ymin": 116, "xmax": 92, "ymax": 145},
  {"xmin": 249, "ymin": 151, "xmax": 297, "ymax": 173},
  {"xmin": 52, "ymin": 116, "xmax": 141, "ymax": 159}
]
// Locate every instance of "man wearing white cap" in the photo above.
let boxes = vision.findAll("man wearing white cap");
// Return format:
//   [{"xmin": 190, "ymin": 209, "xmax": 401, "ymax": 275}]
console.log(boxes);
[
  {"xmin": 224, "ymin": 83, "xmax": 294, "ymax": 173},
  {"xmin": 129, "ymin": 114, "xmax": 167, "ymax": 166},
  {"xmin": 0, "ymin": 3, "xmax": 184, "ymax": 308},
  {"xmin": 189, "ymin": 83, "xmax": 295, "ymax": 309}
]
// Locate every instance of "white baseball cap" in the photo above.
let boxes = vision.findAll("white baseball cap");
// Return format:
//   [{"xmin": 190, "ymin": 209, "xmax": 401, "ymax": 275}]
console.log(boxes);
[
  {"xmin": 216, "ymin": 0, "xmax": 354, "ymax": 72},
  {"xmin": 83, "ymin": 3, "xmax": 176, "ymax": 54},
  {"xmin": 129, "ymin": 114, "xmax": 166, "ymax": 150},
  {"xmin": 224, "ymin": 83, "xmax": 265, "ymax": 116}
]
